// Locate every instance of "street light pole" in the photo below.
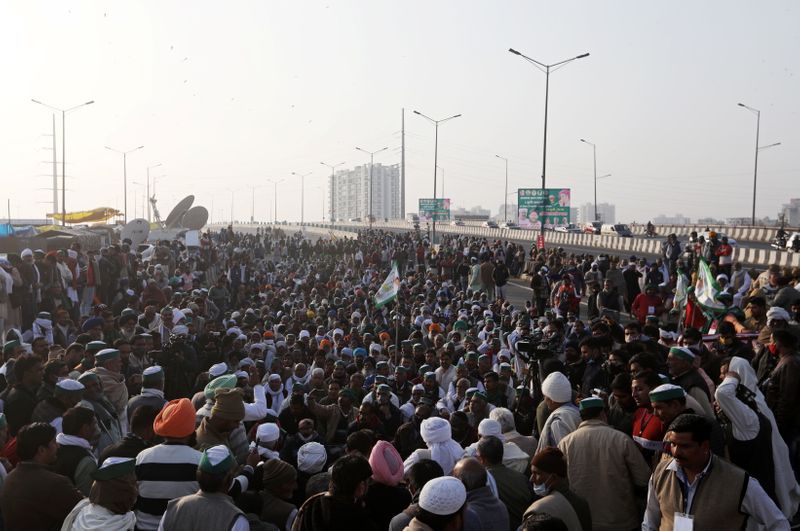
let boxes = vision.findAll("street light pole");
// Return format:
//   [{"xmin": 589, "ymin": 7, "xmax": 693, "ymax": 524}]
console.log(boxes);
[
  {"xmin": 579, "ymin": 139, "xmax": 599, "ymax": 221},
  {"xmin": 413, "ymin": 110, "xmax": 462, "ymax": 243},
  {"xmin": 266, "ymin": 179, "xmax": 284, "ymax": 224},
  {"xmin": 355, "ymin": 146, "xmax": 388, "ymax": 230},
  {"xmin": 737, "ymin": 103, "xmax": 780, "ymax": 226},
  {"xmin": 31, "ymin": 98, "xmax": 94, "ymax": 226},
  {"xmin": 292, "ymin": 171, "xmax": 313, "ymax": 225},
  {"xmin": 321, "ymin": 161, "xmax": 345, "ymax": 228},
  {"xmin": 495, "ymin": 155, "xmax": 509, "ymax": 221},
  {"xmin": 105, "ymin": 145, "xmax": 144, "ymax": 223},
  {"xmin": 146, "ymin": 163, "xmax": 162, "ymax": 223},
  {"xmin": 508, "ymin": 49, "xmax": 588, "ymax": 236},
  {"xmin": 436, "ymin": 165, "xmax": 445, "ymax": 198}
]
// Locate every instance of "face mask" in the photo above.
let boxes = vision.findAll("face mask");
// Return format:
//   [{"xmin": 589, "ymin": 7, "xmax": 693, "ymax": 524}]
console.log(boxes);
[{"xmin": 533, "ymin": 482, "xmax": 550, "ymax": 497}]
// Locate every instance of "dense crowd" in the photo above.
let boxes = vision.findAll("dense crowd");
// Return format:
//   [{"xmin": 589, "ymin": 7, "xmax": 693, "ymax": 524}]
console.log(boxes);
[{"xmin": 0, "ymin": 224, "xmax": 798, "ymax": 530}]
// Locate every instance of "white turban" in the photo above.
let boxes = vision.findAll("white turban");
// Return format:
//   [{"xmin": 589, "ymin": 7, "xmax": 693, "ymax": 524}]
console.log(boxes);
[
  {"xmin": 541, "ymin": 371, "xmax": 572, "ymax": 403},
  {"xmin": 297, "ymin": 442, "xmax": 327, "ymax": 474},
  {"xmin": 767, "ymin": 306, "xmax": 791, "ymax": 322},
  {"xmin": 420, "ymin": 417, "xmax": 464, "ymax": 475},
  {"xmin": 21, "ymin": 248, "xmax": 33, "ymax": 258},
  {"xmin": 478, "ymin": 418, "xmax": 503, "ymax": 440},
  {"xmin": 208, "ymin": 363, "xmax": 228, "ymax": 378}
]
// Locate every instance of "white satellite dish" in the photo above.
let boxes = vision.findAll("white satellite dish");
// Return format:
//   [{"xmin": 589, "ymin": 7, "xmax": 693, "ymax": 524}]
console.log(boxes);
[
  {"xmin": 120, "ymin": 218, "xmax": 150, "ymax": 246},
  {"xmin": 181, "ymin": 206, "xmax": 209, "ymax": 230},
  {"xmin": 164, "ymin": 195, "xmax": 195, "ymax": 229}
]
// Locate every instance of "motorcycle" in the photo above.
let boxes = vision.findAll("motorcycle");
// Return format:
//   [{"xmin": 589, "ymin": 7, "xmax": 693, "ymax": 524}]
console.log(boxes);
[
  {"xmin": 771, "ymin": 235, "xmax": 787, "ymax": 251},
  {"xmin": 645, "ymin": 227, "xmax": 657, "ymax": 238}
]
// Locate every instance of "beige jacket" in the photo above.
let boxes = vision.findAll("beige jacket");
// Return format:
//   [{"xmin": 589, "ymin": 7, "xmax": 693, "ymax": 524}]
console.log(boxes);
[{"xmin": 558, "ymin": 419, "xmax": 651, "ymax": 531}]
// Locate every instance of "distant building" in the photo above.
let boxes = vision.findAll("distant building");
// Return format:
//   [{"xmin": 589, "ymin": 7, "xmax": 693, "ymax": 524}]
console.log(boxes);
[
  {"xmin": 330, "ymin": 163, "xmax": 400, "ymax": 221},
  {"xmin": 697, "ymin": 217, "xmax": 721, "ymax": 226},
  {"xmin": 452, "ymin": 205, "xmax": 490, "ymax": 221},
  {"xmin": 782, "ymin": 199, "xmax": 800, "ymax": 226},
  {"xmin": 570, "ymin": 208, "xmax": 579, "ymax": 225},
  {"xmin": 653, "ymin": 214, "xmax": 691, "ymax": 225},
  {"xmin": 495, "ymin": 202, "xmax": 517, "ymax": 222},
  {"xmin": 578, "ymin": 202, "xmax": 615, "ymax": 224}
]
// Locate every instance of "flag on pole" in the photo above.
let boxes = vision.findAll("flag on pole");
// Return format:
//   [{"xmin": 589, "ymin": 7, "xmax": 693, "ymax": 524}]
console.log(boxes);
[
  {"xmin": 694, "ymin": 259, "xmax": 725, "ymax": 312},
  {"xmin": 674, "ymin": 272, "xmax": 690, "ymax": 310},
  {"xmin": 375, "ymin": 261, "xmax": 401, "ymax": 308}
]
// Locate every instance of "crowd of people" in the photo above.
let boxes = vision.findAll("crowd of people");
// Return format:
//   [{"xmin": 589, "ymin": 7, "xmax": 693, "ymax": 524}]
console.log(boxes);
[{"xmin": 0, "ymin": 224, "xmax": 798, "ymax": 530}]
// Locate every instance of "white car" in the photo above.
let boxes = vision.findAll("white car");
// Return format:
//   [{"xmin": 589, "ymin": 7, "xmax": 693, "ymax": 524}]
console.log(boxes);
[
  {"xmin": 499, "ymin": 222, "xmax": 519, "ymax": 230},
  {"xmin": 451, "ymin": 220, "xmax": 465, "ymax": 226},
  {"xmin": 482, "ymin": 221, "xmax": 499, "ymax": 229},
  {"xmin": 555, "ymin": 223, "xmax": 581, "ymax": 234}
]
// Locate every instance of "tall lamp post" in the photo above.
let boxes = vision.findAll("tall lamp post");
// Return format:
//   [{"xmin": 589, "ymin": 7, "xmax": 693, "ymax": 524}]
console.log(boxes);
[
  {"xmin": 292, "ymin": 171, "xmax": 313, "ymax": 225},
  {"xmin": 508, "ymin": 48, "xmax": 588, "ymax": 237},
  {"xmin": 495, "ymin": 155, "xmax": 509, "ymax": 222},
  {"xmin": 105, "ymin": 145, "xmax": 144, "ymax": 223},
  {"xmin": 266, "ymin": 178, "xmax": 284, "ymax": 224},
  {"xmin": 738, "ymin": 103, "xmax": 781, "ymax": 226},
  {"xmin": 31, "ymin": 98, "xmax": 94, "ymax": 226},
  {"xmin": 355, "ymin": 146, "xmax": 388, "ymax": 230},
  {"xmin": 145, "ymin": 163, "xmax": 162, "ymax": 222},
  {"xmin": 321, "ymin": 161, "xmax": 345, "ymax": 227},
  {"xmin": 413, "ymin": 110, "xmax": 461, "ymax": 243},
  {"xmin": 436, "ymin": 165, "xmax": 445, "ymax": 198}
]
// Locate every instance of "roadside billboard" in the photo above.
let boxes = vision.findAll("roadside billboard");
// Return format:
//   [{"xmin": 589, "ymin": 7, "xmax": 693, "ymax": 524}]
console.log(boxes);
[
  {"xmin": 419, "ymin": 198, "xmax": 450, "ymax": 222},
  {"xmin": 517, "ymin": 188, "xmax": 571, "ymax": 229}
]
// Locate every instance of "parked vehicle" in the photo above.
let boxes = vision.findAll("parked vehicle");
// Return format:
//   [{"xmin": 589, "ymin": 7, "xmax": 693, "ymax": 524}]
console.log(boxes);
[
  {"xmin": 601, "ymin": 224, "xmax": 633, "ymax": 237},
  {"xmin": 582, "ymin": 222, "xmax": 602, "ymax": 235},
  {"xmin": 348, "ymin": 217, "xmax": 361, "ymax": 222},
  {"xmin": 406, "ymin": 213, "xmax": 420, "ymax": 224},
  {"xmin": 482, "ymin": 220, "xmax": 499, "ymax": 229},
  {"xmin": 555, "ymin": 223, "xmax": 582, "ymax": 233},
  {"xmin": 451, "ymin": 220, "xmax": 465, "ymax": 226},
  {"xmin": 499, "ymin": 222, "xmax": 519, "ymax": 230}
]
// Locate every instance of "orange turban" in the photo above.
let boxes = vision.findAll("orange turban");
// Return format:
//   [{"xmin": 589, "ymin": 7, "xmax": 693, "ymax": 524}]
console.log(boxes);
[{"xmin": 153, "ymin": 398, "xmax": 196, "ymax": 439}]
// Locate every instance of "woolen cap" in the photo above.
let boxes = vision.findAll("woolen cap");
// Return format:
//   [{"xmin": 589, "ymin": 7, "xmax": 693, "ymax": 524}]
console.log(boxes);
[
  {"xmin": 211, "ymin": 388, "xmax": 245, "ymax": 422},
  {"xmin": 531, "ymin": 447, "xmax": 568, "ymax": 477}
]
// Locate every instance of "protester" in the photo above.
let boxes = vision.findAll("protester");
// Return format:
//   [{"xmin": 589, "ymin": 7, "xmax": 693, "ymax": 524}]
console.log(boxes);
[
  {"xmin": 643, "ymin": 414, "xmax": 788, "ymax": 530},
  {"xmin": 2, "ymin": 224, "xmax": 799, "ymax": 530},
  {"xmin": 61, "ymin": 456, "xmax": 139, "ymax": 531},
  {"xmin": 523, "ymin": 447, "xmax": 591, "ymax": 531},
  {"xmin": 453, "ymin": 456, "xmax": 510, "ymax": 531}
]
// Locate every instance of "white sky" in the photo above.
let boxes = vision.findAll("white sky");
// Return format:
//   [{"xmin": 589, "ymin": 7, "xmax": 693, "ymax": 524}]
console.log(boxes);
[{"xmin": 1, "ymin": 0, "xmax": 798, "ymax": 223}]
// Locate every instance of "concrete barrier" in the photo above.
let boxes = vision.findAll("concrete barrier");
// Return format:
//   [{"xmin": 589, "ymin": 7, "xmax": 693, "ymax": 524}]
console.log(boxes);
[{"xmin": 236, "ymin": 222, "xmax": 795, "ymax": 268}]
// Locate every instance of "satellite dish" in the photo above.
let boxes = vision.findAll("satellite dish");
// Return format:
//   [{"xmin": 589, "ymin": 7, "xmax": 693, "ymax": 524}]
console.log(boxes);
[
  {"xmin": 164, "ymin": 195, "xmax": 195, "ymax": 229},
  {"xmin": 181, "ymin": 206, "xmax": 209, "ymax": 230},
  {"xmin": 120, "ymin": 218, "xmax": 150, "ymax": 246}
]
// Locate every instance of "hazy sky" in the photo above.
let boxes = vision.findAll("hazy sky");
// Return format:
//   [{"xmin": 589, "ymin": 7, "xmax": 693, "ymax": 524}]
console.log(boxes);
[{"xmin": 2, "ymin": 1, "xmax": 798, "ymax": 224}]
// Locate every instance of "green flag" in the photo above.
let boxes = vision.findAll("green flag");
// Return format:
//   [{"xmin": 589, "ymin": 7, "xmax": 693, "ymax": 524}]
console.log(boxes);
[
  {"xmin": 375, "ymin": 262, "xmax": 400, "ymax": 308},
  {"xmin": 694, "ymin": 259, "xmax": 725, "ymax": 312}
]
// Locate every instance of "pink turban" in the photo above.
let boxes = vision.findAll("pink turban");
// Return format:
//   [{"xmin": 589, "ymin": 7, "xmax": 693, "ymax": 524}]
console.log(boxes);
[{"xmin": 369, "ymin": 440, "xmax": 405, "ymax": 486}]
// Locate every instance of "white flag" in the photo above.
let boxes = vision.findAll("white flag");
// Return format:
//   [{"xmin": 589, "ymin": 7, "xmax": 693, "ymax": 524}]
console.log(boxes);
[
  {"xmin": 375, "ymin": 262, "xmax": 400, "ymax": 308},
  {"xmin": 674, "ymin": 272, "xmax": 689, "ymax": 310},
  {"xmin": 694, "ymin": 259, "xmax": 725, "ymax": 312}
]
